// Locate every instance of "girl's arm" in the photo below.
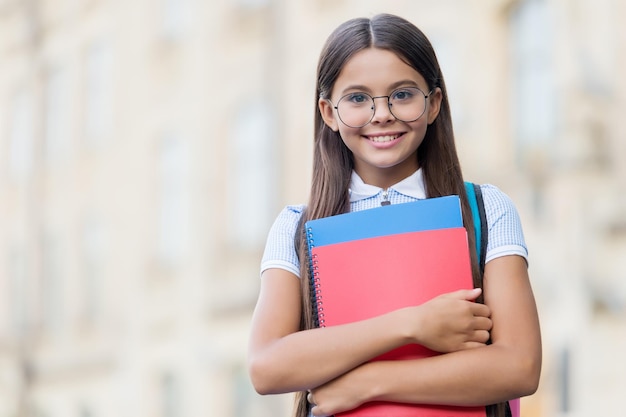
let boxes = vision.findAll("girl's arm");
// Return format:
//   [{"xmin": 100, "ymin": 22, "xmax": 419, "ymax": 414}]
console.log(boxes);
[
  {"xmin": 248, "ymin": 268, "xmax": 492, "ymax": 395},
  {"xmin": 308, "ymin": 255, "xmax": 541, "ymax": 416}
]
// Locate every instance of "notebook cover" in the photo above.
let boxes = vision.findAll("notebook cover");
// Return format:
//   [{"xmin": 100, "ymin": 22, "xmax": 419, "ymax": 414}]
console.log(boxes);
[
  {"xmin": 311, "ymin": 228, "xmax": 472, "ymax": 329},
  {"xmin": 305, "ymin": 195, "xmax": 463, "ymax": 247}
]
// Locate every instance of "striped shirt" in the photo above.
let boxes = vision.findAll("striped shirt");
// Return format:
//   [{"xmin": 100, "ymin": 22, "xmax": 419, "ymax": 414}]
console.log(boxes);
[{"xmin": 261, "ymin": 169, "xmax": 527, "ymax": 277}]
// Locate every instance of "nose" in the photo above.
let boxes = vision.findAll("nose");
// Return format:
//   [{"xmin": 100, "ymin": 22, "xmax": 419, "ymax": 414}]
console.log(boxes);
[{"xmin": 371, "ymin": 96, "xmax": 395, "ymax": 124}]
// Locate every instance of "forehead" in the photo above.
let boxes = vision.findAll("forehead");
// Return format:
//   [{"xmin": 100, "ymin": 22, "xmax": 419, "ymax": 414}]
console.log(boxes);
[{"xmin": 333, "ymin": 47, "xmax": 427, "ymax": 94}]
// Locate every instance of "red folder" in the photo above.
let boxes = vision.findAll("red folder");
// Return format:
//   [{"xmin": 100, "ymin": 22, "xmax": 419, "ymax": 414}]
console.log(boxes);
[{"xmin": 309, "ymin": 224, "xmax": 485, "ymax": 416}]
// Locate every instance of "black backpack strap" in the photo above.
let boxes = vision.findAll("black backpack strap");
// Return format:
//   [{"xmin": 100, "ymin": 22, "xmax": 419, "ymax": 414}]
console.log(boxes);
[
  {"xmin": 464, "ymin": 182, "xmax": 488, "ymax": 277},
  {"xmin": 472, "ymin": 183, "xmax": 488, "ymax": 278}
]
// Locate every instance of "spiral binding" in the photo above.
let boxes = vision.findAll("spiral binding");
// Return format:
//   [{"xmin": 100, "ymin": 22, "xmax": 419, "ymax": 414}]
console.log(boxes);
[{"xmin": 307, "ymin": 226, "xmax": 325, "ymax": 327}]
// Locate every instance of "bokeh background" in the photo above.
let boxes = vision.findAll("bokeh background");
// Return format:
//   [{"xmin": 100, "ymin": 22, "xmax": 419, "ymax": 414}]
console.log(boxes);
[{"xmin": 1, "ymin": 0, "xmax": 625, "ymax": 416}]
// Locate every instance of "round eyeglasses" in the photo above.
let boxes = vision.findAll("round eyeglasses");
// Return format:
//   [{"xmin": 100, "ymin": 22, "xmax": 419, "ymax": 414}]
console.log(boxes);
[{"xmin": 329, "ymin": 87, "xmax": 433, "ymax": 128}]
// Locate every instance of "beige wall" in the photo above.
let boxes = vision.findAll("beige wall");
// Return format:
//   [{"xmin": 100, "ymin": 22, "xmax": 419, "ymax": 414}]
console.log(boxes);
[{"xmin": 0, "ymin": 0, "xmax": 624, "ymax": 416}]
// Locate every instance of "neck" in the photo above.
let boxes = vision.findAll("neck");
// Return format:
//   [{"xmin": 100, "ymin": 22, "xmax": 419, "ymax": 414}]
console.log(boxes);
[{"xmin": 355, "ymin": 166, "xmax": 419, "ymax": 189}]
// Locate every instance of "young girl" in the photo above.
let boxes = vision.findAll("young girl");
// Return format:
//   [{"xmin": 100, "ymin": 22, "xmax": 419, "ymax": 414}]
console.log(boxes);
[{"xmin": 248, "ymin": 13, "xmax": 541, "ymax": 417}]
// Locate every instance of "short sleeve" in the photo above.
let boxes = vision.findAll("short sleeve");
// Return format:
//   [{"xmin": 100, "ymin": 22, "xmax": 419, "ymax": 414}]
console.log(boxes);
[
  {"xmin": 260, "ymin": 205, "xmax": 305, "ymax": 277},
  {"xmin": 480, "ymin": 184, "xmax": 529, "ymax": 264}
]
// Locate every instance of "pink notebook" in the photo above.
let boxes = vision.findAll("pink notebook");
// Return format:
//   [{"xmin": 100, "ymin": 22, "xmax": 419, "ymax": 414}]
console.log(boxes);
[{"xmin": 310, "ymin": 227, "xmax": 486, "ymax": 417}]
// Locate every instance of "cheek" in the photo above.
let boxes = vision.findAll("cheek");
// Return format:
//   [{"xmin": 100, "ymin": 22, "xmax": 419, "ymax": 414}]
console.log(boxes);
[
  {"xmin": 337, "ymin": 126, "xmax": 365, "ymax": 149},
  {"xmin": 337, "ymin": 125, "xmax": 360, "ymax": 140},
  {"xmin": 409, "ymin": 120, "xmax": 429, "ymax": 136}
]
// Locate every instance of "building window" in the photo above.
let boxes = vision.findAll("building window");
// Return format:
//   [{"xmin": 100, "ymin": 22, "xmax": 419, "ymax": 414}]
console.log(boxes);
[
  {"xmin": 509, "ymin": 0, "xmax": 556, "ymax": 151},
  {"xmin": 229, "ymin": 99, "xmax": 277, "ymax": 251},
  {"xmin": 79, "ymin": 406, "xmax": 94, "ymax": 417},
  {"xmin": 161, "ymin": 372, "xmax": 180, "ymax": 417},
  {"xmin": 85, "ymin": 40, "xmax": 114, "ymax": 147},
  {"xmin": 161, "ymin": 0, "xmax": 191, "ymax": 40},
  {"xmin": 574, "ymin": 0, "xmax": 616, "ymax": 94},
  {"xmin": 40, "ymin": 233, "xmax": 64, "ymax": 334},
  {"xmin": 158, "ymin": 134, "xmax": 190, "ymax": 266},
  {"xmin": 44, "ymin": 66, "xmax": 72, "ymax": 166},
  {"xmin": 81, "ymin": 214, "xmax": 106, "ymax": 324},
  {"xmin": 430, "ymin": 36, "xmax": 465, "ymax": 128},
  {"xmin": 9, "ymin": 246, "xmax": 28, "ymax": 336},
  {"xmin": 233, "ymin": 365, "xmax": 254, "ymax": 417},
  {"xmin": 9, "ymin": 90, "xmax": 34, "ymax": 181},
  {"xmin": 237, "ymin": 0, "xmax": 269, "ymax": 9}
]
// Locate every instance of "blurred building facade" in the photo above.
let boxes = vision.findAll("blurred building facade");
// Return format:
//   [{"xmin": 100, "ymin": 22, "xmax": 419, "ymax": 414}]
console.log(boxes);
[{"xmin": 0, "ymin": 0, "xmax": 624, "ymax": 416}]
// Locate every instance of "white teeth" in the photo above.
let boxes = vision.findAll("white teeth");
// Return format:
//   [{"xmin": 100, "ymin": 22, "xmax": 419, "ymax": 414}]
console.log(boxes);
[{"xmin": 370, "ymin": 135, "xmax": 399, "ymax": 143}]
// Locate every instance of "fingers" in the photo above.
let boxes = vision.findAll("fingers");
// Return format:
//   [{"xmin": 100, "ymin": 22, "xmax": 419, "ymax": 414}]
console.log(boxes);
[
  {"xmin": 308, "ymin": 390, "xmax": 330, "ymax": 417},
  {"xmin": 464, "ymin": 287, "xmax": 482, "ymax": 300},
  {"xmin": 440, "ymin": 288, "xmax": 492, "ymax": 318},
  {"xmin": 464, "ymin": 330, "xmax": 490, "ymax": 348},
  {"xmin": 455, "ymin": 318, "xmax": 491, "ymax": 350},
  {"xmin": 472, "ymin": 316, "xmax": 493, "ymax": 331},
  {"xmin": 455, "ymin": 329, "xmax": 491, "ymax": 350},
  {"xmin": 470, "ymin": 300, "xmax": 491, "ymax": 319},
  {"xmin": 462, "ymin": 340, "xmax": 489, "ymax": 349},
  {"xmin": 416, "ymin": 289, "xmax": 494, "ymax": 353},
  {"xmin": 473, "ymin": 329, "xmax": 491, "ymax": 344},
  {"xmin": 468, "ymin": 314, "xmax": 492, "ymax": 345},
  {"xmin": 440, "ymin": 288, "xmax": 478, "ymax": 299},
  {"xmin": 441, "ymin": 288, "xmax": 485, "ymax": 303}
]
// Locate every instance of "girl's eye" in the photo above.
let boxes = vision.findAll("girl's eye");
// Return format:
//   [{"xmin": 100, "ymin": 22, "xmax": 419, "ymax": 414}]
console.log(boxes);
[
  {"xmin": 347, "ymin": 93, "xmax": 370, "ymax": 104},
  {"xmin": 392, "ymin": 89, "xmax": 415, "ymax": 101}
]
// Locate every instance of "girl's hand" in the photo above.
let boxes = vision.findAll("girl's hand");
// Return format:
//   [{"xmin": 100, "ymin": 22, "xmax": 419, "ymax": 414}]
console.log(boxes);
[
  {"xmin": 405, "ymin": 288, "xmax": 492, "ymax": 353},
  {"xmin": 308, "ymin": 365, "xmax": 370, "ymax": 417}
]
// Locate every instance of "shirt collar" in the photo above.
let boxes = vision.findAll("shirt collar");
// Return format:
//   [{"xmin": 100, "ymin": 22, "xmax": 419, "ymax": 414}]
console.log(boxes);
[{"xmin": 349, "ymin": 169, "xmax": 427, "ymax": 202}]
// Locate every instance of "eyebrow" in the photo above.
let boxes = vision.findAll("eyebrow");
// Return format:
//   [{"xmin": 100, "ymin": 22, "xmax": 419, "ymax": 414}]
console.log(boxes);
[{"xmin": 339, "ymin": 80, "xmax": 422, "ymax": 95}]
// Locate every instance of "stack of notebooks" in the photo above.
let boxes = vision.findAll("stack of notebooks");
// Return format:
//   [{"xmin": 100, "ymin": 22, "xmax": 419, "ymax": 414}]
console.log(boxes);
[{"xmin": 305, "ymin": 195, "xmax": 486, "ymax": 417}]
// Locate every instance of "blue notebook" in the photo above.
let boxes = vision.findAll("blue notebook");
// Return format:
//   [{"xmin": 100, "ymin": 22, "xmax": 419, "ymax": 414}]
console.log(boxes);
[{"xmin": 305, "ymin": 195, "xmax": 463, "ymax": 247}]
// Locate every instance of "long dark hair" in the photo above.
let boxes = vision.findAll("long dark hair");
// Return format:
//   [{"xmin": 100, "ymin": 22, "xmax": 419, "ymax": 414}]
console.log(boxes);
[{"xmin": 294, "ymin": 13, "xmax": 508, "ymax": 417}]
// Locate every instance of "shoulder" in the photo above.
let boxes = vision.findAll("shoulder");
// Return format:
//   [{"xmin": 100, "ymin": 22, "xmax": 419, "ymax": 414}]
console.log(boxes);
[
  {"xmin": 274, "ymin": 204, "xmax": 305, "ymax": 226},
  {"xmin": 265, "ymin": 204, "xmax": 306, "ymax": 242},
  {"xmin": 476, "ymin": 184, "xmax": 528, "ymax": 263},
  {"xmin": 478, "ymin": 184, "xmax": 519, "ymax": 218},
  {"xmin": 261, "ymin": 204, "xmax": 306, "ymax": 277}
]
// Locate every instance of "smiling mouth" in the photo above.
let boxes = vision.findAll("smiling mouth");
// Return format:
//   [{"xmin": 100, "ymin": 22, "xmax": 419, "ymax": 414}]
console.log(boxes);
[{"xmin": 367, "ymin": 134, "xmax": 402, "ymax": 143}]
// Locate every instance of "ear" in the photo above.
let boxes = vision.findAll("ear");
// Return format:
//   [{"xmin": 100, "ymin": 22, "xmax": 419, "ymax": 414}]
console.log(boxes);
[
  {"xmin": 318, "ymin": 98, "xmax": 339, "ymax": 132},
  {"xmin": 426, "ymin": 87, "xmax": 443, "ymax": 125}
]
